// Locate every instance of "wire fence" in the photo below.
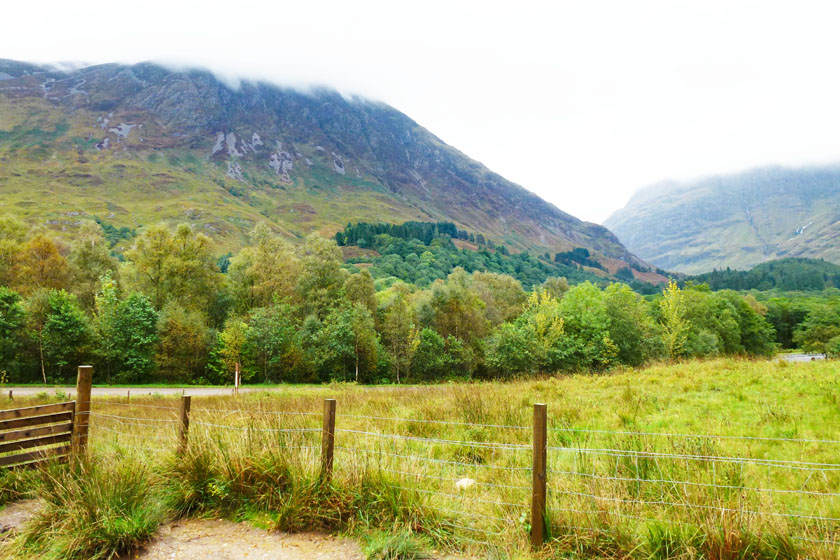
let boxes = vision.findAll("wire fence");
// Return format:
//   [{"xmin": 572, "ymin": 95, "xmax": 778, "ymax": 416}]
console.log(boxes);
[{"xmin": 62, "ymin": 396, "xmax": 840, "ymax": 551}]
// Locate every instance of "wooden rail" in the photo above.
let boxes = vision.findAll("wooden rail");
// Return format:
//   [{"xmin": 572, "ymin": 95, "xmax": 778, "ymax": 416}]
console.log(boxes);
[{"xmin": 0, "ymin": 401, "xmax": 75, "ymax": 469}]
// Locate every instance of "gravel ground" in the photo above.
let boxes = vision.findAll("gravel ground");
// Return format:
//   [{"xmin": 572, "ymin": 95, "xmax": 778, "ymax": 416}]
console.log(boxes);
[
  {"xmin": 0, "ymin": 504, "xmax": 467, "ymax": 560},
  {"xmin": 120, "ymin": 520, "xmax": 365, "ymax": 560},
  {"xmin": 0, "ymin": 500, "xmax": 40, "ymax": 537}
]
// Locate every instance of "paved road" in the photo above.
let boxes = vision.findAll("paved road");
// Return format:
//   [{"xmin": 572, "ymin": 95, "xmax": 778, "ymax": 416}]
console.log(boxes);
[
  {"xmin": 781, "ymin": 353, "xmax": 827, "ymax": 362},
  {"xmin": 2, "ymin": 386, "xmax": 269, "ymax": 398}
]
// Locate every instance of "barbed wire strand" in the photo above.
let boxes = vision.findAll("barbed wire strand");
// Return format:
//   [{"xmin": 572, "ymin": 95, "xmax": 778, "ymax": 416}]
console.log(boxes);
[
  {"xmin": 551, "ymin": 487, "xmax": 840, "ymax": 523},
  {"xmin": 552, "ymin": 426, "xmax": 840, "ymax": 445},
  {"xmin": 341, "ymin": 414, "xmax": 530, "ymax": 431},
  {"xmin": 337, "ymin": 428, "xmax": 529, "ymax": 450},
  {"xmin": 336, "ymin": 445, "xmax": 531, "ymax": 471},
  {"xmin": 547, "ymin": 445, "xmax": 840, "ymax": 471},
  {"xmin": 547, "ymin": 467, "xmax": 840, "ymax": 498}
]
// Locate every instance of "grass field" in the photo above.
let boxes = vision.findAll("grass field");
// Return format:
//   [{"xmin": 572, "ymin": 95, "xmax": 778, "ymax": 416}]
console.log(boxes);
[{"xmin": 1, "ymin": 357, "xmax": 839, "ymax": 559}]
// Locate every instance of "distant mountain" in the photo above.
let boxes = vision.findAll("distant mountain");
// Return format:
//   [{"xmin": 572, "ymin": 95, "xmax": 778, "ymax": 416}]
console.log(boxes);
[
  {"xmin": 0, "ymin": 58, "xmax": 652, "ymax": 279},
  {"xmin": 604, "ymin": 165, "xmax": 840, "ymax": 273}
]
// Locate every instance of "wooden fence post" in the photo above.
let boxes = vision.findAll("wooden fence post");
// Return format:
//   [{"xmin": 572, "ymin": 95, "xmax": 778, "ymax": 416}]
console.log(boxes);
[
  {"xmin": 531, "ymin": 403, "xmax": 547, "ymax": 548},
  {"xmin": 72, "ymin": 365, "xmax": 93, "ymax": 456},
  {"xmin": 7, "ymin": 390, "xmax": 11, "ymax": 400},
  {"xmin": 178, "ymin": 395, "xmax": 191, "ymax": 453},
  {"xmin": 321, "ymin": 399, "xmax": 336, "ymax": 481}
]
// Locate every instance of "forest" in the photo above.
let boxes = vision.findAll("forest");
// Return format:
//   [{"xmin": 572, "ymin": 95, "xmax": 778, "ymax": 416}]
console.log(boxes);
[
  {"xmin": 686, "ymin": 257, "xmax": 840, "ymax": 291},
  {"xmin": 0, "ymin": 216, "xmax": 837, "ymax": 385},
  {"xmin": 336, "ymin": 221, "xmax": 659, "ymax": 292}
]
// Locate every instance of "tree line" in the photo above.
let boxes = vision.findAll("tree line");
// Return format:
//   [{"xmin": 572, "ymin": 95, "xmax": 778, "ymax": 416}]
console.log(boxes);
[
  {"xmin": 336, "ymin": 221, "xmax": 659, "ymax": 293},
  {"xmin": 0, "ymin": 216, "xmax": 835, "ymax": 385},
  {"xmin": 686, "ymin": 258, "xmax": 840, "ymax": 292}
]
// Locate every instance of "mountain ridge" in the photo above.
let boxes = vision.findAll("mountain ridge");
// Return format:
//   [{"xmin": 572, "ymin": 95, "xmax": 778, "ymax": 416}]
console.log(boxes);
[{"xmin": 0, "ymin": 58, "xmax": 649, "ymax": 278}]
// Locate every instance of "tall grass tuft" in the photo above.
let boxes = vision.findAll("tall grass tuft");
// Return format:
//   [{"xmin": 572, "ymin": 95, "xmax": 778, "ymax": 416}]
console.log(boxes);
[
  {"xmin": 364, "ymin": 531, "xmax": 433, "ymax": 560},
  {"xmin": 0, "ymin": 467, "xmax": 41, "ymax": 506},
  {"xmin": 11, "ymin": 458, "xmax": 165, "ymax": 560}
]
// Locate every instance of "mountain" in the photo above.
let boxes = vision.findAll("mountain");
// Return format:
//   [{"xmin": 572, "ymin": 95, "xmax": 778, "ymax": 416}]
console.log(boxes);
[
  {"xmin": 604, "ymin": 165, "xmax": 840, "ymax": 273},
  {"xmin": 0, "ymin": 58, "xmax": 651, "ymax": 278}
]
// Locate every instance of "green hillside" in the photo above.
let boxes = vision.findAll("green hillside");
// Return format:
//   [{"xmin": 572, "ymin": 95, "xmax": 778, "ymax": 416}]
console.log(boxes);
[{"xmin": 0, "ymin": 58, "xmax": 642, "ymax": 268}]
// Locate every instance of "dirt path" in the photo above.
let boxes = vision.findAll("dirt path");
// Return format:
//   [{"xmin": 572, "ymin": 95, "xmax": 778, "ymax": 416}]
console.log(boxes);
[
  {"xmin": 0, "ymin": 503, "xmax": 467, "ymax": 559},
  {"xmin": 0, "ymin": 500, "xmax": 40, "ymax": 537},
  {"xmin": 122, "ymin": 520, "xmax": 365, "ymax": 560}
]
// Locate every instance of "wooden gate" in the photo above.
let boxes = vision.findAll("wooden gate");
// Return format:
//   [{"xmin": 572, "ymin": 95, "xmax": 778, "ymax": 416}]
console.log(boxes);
[{"xmin": 0, "ymin": 401, "xmax": 75, "ymax": 468}]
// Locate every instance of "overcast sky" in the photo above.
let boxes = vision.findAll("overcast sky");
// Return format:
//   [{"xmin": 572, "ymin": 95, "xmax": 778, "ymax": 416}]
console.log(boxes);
[{"xmin": 3, "ymin": 0, "xmax": 840, "ymax": 223}]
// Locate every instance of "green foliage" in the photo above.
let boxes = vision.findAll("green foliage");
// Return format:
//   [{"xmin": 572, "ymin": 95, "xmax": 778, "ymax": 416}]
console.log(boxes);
[
  {"xmin": 338, "ymin": 223, "xmax": 614, "ymax": 289},
  {"xmin": 554, "ymin": 282, "xmax": 618, "ymax": 370},
  {"xmin": 245, "ymin": 305, "xmax": 299, "ymax": 383},
  {"xmin": 380, "ymin": 284, "xmax": 417, "ymax": 383},
  {"xmin": 155, "ymin": 304, "xmax": 215, "ymax": 383},
  {"xmin": 37, "ymin": 290, "xmax": 90, "ymax": 383},
  {"xmin": 486, "ymin": 322, "xmax": 542, "ymax": 377},
  {"xmin": 364, "ymin": 531, "xmax": 433, "ymax": 560},
  {"xmin": 15, "ymin": 459, "xmax": 164, "ymax": 560},
  {"xmin": 764, "ymin": 298, "xmax": 810, "ymax": 349},
  {"xmin": 688, "ymin": 258, "xmax": 840, "ymax": 291},
  {"xmin": 123, "ymin": 223, "xmax": 221, "ymax": 313},
  {"xmin": 312, "ymin": 304, "xmax": 378, "ymax": 382},
  {"xmin": 554, "ymin": 247, "xmax": 604, "ymax": 270},
  {"xmin": 95, "ymin": 275, "xmax": 158, "ymax": 383},
  {"xmin": 228, "ymin": 223, "xmax": 299, "ymax": 313},
  {"xmin": 68, "ymin": 221, "xmax": 119, "ymax": 311},
  {"xmin": 659, "ymin": 281, "xmax": 690, "ymax": 360},
  {"xmin": 0, "ymin": 286, "xmax": 25, "ymax": 374},
  {"xmin": 654, "ymin": 283, "xmax": 777, "ymax": 360},
  {"xmin": 345, "ymin": 269, "xmax": 377, "ymax": 315},
  {"xmin": 337, "ymin": 221, "xmax": 468, "ymax": 247},
  {"xmin": 411, "ymin": 328, "xmax": 472, "ymax": 381},
  {"xmin": 605, "ymin": 283, "xmax": 661, "ymax": 366},
  {"xmin": 0, "ymin": 218, "xmax": 815, "ymax": 384},
  {"xmin": 93, "ymin": 217, "xmax": 137, "ymax": 248},
  {"xmin": 793, "ymin": 304, "xmax": 840, "ymax": 354},
  {"xmin": 296, "ymin": 233, "xmax": 347, "ymax": 319}
]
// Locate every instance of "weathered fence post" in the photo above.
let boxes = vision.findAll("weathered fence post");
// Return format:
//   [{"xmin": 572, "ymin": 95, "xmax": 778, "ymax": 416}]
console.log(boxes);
[
  {"xmin": 7, "ymin": 390, "xmax": 11, "ymax": 400},
  {"xmin": 321, "ymin": 399, "xmax": 337, "ymax": 481},
  {"xmin": 72, "ymin": 365, "xmax": 93, "ymax": 456},
  {"xmin": 178, "ymin": 395, "xmax": 191, "ymax": 453},
  {"xmin": 531, "ymin": 403, "xmax": 547, "ymax": 548}
]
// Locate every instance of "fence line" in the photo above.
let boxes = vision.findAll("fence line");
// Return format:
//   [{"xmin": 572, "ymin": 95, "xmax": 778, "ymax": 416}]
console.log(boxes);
[
  {"xmin": 341, "ymin": 413, "xmax": 531, "ymax": 431},
  {"xmin": 550, "ymin": 487, "xmax": 840, "ymax": 523},
  {"xmin": 547, "ymin": 444, "xmax": 840, "ymax": 470},
  {"xmin": 87, "ymin": 411, "xmax": 179, "ymax": 424},
  {"xmin": 58, "ymin": 369, "xmax": 838, "ymax": 553},
  {"xmin": 336, "ymin": 428, "xmax": 530, "ymax": 450},
  {"xmin": 551, "ymin": 425, "xmax": 840, "ymax": 445},
  {"xmin": 546, "ymin": 467, "xmax": 840, "ymax": 497}
]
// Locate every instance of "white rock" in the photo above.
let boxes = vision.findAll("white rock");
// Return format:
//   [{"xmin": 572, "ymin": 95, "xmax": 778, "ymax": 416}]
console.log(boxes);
[
  {"xmin": 211, "ymin": 132, "xmax": 225, "ymax": 155},
  {"xmin": 455, "ymin": 478, "xmax": 475, "ymax": 490}
]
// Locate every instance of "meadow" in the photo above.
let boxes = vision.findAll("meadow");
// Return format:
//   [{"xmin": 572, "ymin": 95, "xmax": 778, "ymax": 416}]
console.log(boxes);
[{"xmin": 1, "ymin": 357, "xmax": 839, "ymax": 559}]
